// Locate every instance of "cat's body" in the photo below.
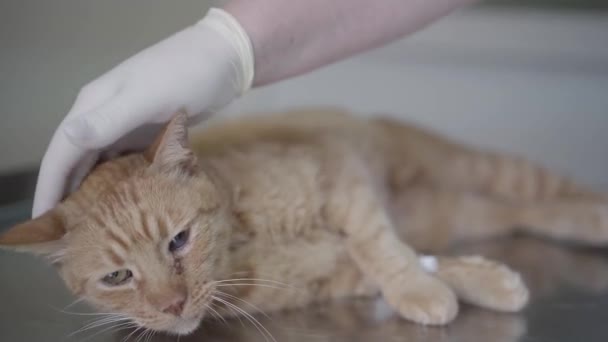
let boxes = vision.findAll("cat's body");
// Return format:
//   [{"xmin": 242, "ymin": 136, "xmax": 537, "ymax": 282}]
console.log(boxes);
[
  {"xmin": 2, "ymin": 108, "xmax": 606, "ymax": 335},
  {"xmin": 187, "ymin": 108, "xmax": 601, "ymax": 315},
  {"xmin": 193, "ymin": 108, "xmax": 601, "ymax": 249}
]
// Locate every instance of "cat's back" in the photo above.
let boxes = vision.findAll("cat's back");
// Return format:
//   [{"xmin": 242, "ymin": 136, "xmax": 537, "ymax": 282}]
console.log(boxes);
[
  {"xmin": 189, "ymin": 108, "xmax": 451, "ymax": 164},
  {"xmin": 189, "ymin": 108, "xmax": 373, "ymax": 156},
  {"xmin": 190, "ymin": 109, "xmax": 377, "ymax": 241}
]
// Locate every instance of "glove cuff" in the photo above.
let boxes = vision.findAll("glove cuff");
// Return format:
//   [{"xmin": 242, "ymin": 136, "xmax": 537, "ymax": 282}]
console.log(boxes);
[{"xmin": 198, "ymin": 7, "xmax": 255, "ymax": 96}]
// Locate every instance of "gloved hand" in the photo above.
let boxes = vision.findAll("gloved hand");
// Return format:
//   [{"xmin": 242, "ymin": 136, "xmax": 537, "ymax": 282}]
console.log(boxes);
[
  {"xmin": 34, "ymin": 0, "xmax": 475, "ymax": 218},
  {"xmin": 32, "ymin": 8, "xmax": 254, "ymax": 217}
]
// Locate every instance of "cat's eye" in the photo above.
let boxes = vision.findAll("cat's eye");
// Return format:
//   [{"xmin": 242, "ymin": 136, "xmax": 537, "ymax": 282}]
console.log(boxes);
[
  {"xmin": 101, "ymin": 269, "xmax": 133, "ymax": 286},
  {"xmin": 169, "ymin": 229, "xmax": 190, "ymax": 253}
]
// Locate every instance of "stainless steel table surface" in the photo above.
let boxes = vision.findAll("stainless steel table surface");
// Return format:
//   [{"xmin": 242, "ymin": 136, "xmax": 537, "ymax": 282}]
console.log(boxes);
[{"xmin": 1, "ymin": 200, "xmax": 608, "ymax": 342}]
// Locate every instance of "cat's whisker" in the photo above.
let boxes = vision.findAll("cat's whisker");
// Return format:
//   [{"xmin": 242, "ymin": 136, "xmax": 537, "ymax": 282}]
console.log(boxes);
[
  {"xmin": 69, "ymin": 315, "xmax": 132, "ymax": 337},
  {"xmin": 223, "ymin": 299, "xmax": 275, "ymax": 342},
  {"xmin": 62, "ymin": 297, "xmax": 86, "ymax": 310},
  {"xmin": 135, "ymin": 327, "xmax": 155, "ymax": 342},
  {"xmin": 82, "ymin": 318, "xmax": 133, "ymax": 333},
  {"xmin": 70, "ymin": 318, "xmax": 116, "ymax": 336},
  {"xmin": 213, "ymin": 290, "xmax": 272, "ymax": 320},
  {"xmin": 211, "ymin": 298, "xmax": 247, "ymax": 328},
  {"xmin": 211, "ymin": 296, "xmax": 261, "ymax": 337},
  {"xmin": 68, "ymin": 321, "xmax": 132, "ymax": 337},
  {"xmin": 213, "ymin": 278, "xmax": 295, "ymax": 288},
  {"xmin": 121, "ymin": 326, "xmax": 145, "ymax": 342},
  {"xmin": 214, "ymin": 290, "xmax": 330, "ymax": 340},
  {"xmin": 204, "ymin": 302, "xmax": 228, "ymax": 325},
  {"xmin": 79, "ymin": 314, "xmax": 130, "ymax": 328},
  {"xmin": 226, "ymin": 270, "xmax": 297, "ymax": 282},
  {"xmin": 217, "ymin": 275, "xmax": 292, "ymax": 284},
  {"xmin": 212, "ymin": 277, "xmax": 305, "ymax": 294},
  {"xmin": 54, "ymin": 306, "xmax": 128, "ymax": 317},
  {"xmin": 109, "ymin": 323, "xmax": 140, "ymax": 337},
  {"xmin": 69, "ymin": 312, "xmax": 126, "ymax": 317},
  {"xmin": 142, "ymin": 329, "xmax": 155, "ymax": 342},
  {"xmin": 134, "ymin": 328, "xmax": 148, "ymax": 342},
  {"xmin": 70, "ymin": 315, "xmax": 130, "ymax": 336},
  {"xmin": 78, "ymin": 320, "xmax": 137, "ymax": 342},
  {"xmin": 98, "ymin": 322, "xmax": 139, "ymax": 338},
  {"xmin": 216, "ymin": 291, "xmax": 329, "ymax": 340},
  {"xmin": 214, "ymin": 283, "xmax": 298, "ymax": 292},
  {"xmin": 212, "ymin": 295, "xmax": 276, "ymax": 342}
]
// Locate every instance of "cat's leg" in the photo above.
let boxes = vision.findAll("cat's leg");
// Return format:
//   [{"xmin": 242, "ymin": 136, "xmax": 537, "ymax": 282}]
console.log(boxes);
[
  {"xmin": 391, "ymin": 187, "xmax": 522, "ymax": 252},
  {"xmin": 392, "ymin": 187, "xmax": 608, "ymax": 252},
  {"xmin": 515, "ymin": 199, "xmax": 608, "ymax": 246},
  {"xmin": 454, "ymin": 236, "xmax": 608, "ymax": 297},
  {"xmin": 325, "ymin": 163, "xmax": 458, "ymax": 325},
  {"xmin": 382, "ymin": 118, "xmax": 601, "ymax": 202},
  {"xmin": 313, "ymin": 254, "xmax": 528, "ymax": 314},
  {"xmin": 424, "ymin": 149, "xmax": 602, "ymax": 202}
]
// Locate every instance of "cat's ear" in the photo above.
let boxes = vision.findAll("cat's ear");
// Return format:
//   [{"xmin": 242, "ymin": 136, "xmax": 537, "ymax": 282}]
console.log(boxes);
[
  {"xmin": 144, "ymin": 111, "xmax": 198, "ymax": 175},
  {"xmin": 0, "ymin": 210, "xmax": 67, "ymax": 261}
]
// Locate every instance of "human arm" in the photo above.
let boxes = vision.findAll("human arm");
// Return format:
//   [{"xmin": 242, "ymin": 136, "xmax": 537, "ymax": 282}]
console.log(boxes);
[
  {"xmin": 225, "ymin": 0, "xmax": 477, "ymax": 85},
  {"xmin": 32, "ymin": 0, "xmax": 476, "ymax": 217}
]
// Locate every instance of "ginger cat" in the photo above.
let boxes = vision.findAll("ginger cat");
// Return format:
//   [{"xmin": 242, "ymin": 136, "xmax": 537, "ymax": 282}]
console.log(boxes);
[{"xmin": 1, "ymin": 108, "xmax": 605, "ymax": 336}]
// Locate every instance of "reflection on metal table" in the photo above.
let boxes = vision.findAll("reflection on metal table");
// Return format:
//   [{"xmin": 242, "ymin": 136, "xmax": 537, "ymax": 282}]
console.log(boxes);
[{"xmin": 1, "ymin": 198, "xmax": 608, "ymax": 342}]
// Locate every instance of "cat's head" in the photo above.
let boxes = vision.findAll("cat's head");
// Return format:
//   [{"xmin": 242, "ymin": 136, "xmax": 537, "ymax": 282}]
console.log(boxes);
[{"xmin": 0, "ymin": 113, "xmax": 233, "ymax": 335}]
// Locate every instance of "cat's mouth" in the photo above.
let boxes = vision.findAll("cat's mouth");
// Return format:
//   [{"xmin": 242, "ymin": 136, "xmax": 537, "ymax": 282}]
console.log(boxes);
[{"xmin": 138, "ymin": 312, "xmax": 203, "ymax": 335}]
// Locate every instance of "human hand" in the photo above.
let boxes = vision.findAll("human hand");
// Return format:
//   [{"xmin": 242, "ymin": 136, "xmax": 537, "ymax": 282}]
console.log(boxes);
[{"xmin": 32, "ymin": 8, "xmax": 254, "ymax": 217}]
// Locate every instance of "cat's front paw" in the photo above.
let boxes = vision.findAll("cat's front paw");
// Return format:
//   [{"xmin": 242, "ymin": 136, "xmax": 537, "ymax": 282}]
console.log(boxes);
[
  {"xmin": 383, "ymin": 274, "xmax": 458, "ymax": 325},
  {"xmin": 451, "ymin": 256, "xmax": 529, "ymax": 312}
]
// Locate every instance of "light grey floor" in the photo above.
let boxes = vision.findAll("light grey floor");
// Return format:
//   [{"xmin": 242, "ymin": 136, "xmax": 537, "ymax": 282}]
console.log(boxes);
[{"xmin": 1, "ymin": 199, "xmax": 608, "ymax": 342}]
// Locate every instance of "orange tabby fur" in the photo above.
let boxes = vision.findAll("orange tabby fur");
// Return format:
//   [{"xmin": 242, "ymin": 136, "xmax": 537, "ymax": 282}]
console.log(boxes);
[{"xmin": 1, "ymin": 108, "xmax": 605, "ymax": 335}]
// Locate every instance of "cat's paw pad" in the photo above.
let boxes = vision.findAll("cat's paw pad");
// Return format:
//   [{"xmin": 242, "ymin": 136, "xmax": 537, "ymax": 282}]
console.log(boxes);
[{"xmin": 384, "ymin": 275, "xmax": 458, "ymax": 325}]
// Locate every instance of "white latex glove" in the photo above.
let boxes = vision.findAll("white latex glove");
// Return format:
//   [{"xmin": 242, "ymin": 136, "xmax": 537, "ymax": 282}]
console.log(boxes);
[
  {"xmin": 32, "ymin": 8, "xmax": 254, "ymax": 217},
  {"xmin": 35, "ymin": 0, "xmax": 475, "ymax": 218}
]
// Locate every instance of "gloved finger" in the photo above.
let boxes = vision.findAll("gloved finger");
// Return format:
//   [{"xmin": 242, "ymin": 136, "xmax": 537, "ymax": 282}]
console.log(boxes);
[
  {"xmin": 32, "ymin": 126, "xmax": 91, "ymax": 217},
  {"xmin": 65, "ymin": 78, "xmax": 118, "ymax": 121},
  {"xmin": 31, "ymin": 84, "xmax": 117, "ymax": 217},
  {"xmin": 31, "ymin": 100, "xmax": 94, "ymax": 217},
  {"xmin": 63, "ymin": 95, "xmax": 146, "ymax": 150}
]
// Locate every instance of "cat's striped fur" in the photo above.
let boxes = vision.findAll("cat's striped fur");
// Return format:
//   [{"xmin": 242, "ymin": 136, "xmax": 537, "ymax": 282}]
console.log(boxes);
[{"xmin": 1, "ymin": 108, "xmax": 605, "ymax": 335}]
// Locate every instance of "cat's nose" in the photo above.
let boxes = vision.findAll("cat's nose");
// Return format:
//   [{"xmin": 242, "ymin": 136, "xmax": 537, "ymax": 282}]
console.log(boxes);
[
  {"xmin": 146, "ymin": 284, "xmax": 188, "ymax": 316},
  {"xmin": 162, "ymin": 295, "xmax": 186, "ymax": 316}
]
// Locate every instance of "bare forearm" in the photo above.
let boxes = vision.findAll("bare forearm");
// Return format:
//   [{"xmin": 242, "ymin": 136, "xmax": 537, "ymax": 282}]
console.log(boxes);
[{"xmin": 224, "ymin": 0, "xmax": 478, "ymax": 86}]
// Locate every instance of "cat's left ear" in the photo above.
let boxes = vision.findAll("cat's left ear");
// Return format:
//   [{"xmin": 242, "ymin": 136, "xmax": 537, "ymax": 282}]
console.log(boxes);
[
  {"xmin": 144, "ymin": 111, "xmax": 198, "ymax": 176},
  {"xmin": 0, "ymin": 209, "xmax": 67, "ymax": 261}
]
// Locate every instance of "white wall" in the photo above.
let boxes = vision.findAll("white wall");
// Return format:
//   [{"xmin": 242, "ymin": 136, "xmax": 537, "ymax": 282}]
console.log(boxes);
[
  {"xmin": 1, "ymin": 2, "xmax": 608, "ymax": 186},
  {"xmin": 224, "ymin": 9, "xmax": 608, "ymax": 187},
  {"xmin": 0, "ymin": 0, "xmax": 217, "ymax": 171}
]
